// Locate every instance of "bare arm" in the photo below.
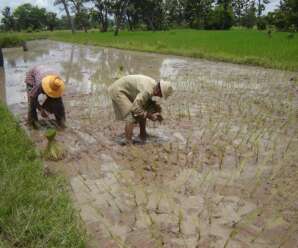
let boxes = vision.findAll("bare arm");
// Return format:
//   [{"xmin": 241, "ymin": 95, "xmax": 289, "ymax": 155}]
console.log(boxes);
[{"xmin": 130, "ymin": 91, "xmax": 151, "ymax": 118}]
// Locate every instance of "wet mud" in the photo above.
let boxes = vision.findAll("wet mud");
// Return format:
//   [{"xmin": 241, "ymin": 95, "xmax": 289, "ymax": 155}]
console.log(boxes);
[{"xmin": 2, "ymin": 40, "xmax": 298, "ymax": 247}]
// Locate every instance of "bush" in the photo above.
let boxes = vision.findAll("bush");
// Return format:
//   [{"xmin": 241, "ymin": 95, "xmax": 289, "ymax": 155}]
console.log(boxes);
[
  {"xmin": 0, "ymin": 35, "xmax": 22, "ymax": 48},
  {"xmin": 26, "ymin": 27, "xmax": 33, "ymax": 33},
  {"xmin": 206, "ymin": 5, "xmax": 233, "ymax": 30},
  {"xmin": 257, "ymin": 18, "xmax": 267, "ymax": 30}
]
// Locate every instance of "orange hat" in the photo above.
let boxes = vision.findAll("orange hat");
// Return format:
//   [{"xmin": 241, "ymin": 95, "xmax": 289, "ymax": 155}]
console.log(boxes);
[{"xmin": 41, "ymin": 75, "xmax": 65, "ymax": 98}]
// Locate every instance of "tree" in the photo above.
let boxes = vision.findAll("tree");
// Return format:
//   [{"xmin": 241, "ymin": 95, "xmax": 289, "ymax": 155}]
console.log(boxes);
[
  {"xmin": 126, "ymin": 0, "xmax": 166, "ymax": 31},
  {"xmin": 275, "ymin": 0, "xmax": 298, "ymax": 30},
  {"xmin": 232, "ymin": 0, "xmax": 255, "ymax": 26},
  {"xmin": 216, "ymin": 0, "xmax": 234, "ymax": 29},
  {"xmin": 241, "ymin": 0, "xmax": 257, "ymax": 28},
  {"xmin": 92, "ymin": 0, "xmax": 110, "ymax": 32},
  {"xmin": 256, "ymin": 0, "xmax": 270, "ymax": 17},
  {"xmin": 109, "ymin": 0, "xmax": 129, "ymax": 36},
  {"xmin": 1, "ymin": 7, "xmax": 15, "ymax": 31},
  {"xmin": 265, "ymin": 2, "xmax": 296, "ymax": 31},
  {"xmin": 207, "ymin": 3, "xmax": 234, "ymax": 29},
  {"xmin": 13, "ymin": 4, "xmax": 47, "ymax": 31},
  {"xmin": 256, "ymin": 0, "xmax": 269, "ymax": 29},
  {"xmin": 126, "ymin": 0, "xmax": 141, "ymax": 31},
  {"xmin": 232, "ymin": 0, "xmax": 245, "ymax": 25},
  {"xmin": 166, "ymin": 0, "xmax": 186, "ymax": 27},
  {"xmin": 46, "ymin": 12, "xmax": 59, "ymax": 31},
  {"xmin": 54, "ymin": 0, "xmax": 75, "ymax": 33},
  {"xmin": 184, "ymin": 0, "xmax": 214, "ymax": 29},
  {"xmin": 68, "ymin": 0, "xmax": 90, "ymax": 32}
]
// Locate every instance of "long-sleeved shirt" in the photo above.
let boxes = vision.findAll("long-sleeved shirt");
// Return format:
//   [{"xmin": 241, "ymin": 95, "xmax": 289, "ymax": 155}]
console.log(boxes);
[
  {"xmin": 108, "ymin": 75, "xmax": 157, "ymax": 119},
  {"xmin": 25, "ymin": 65, "xmax": 65, "ymax": 124}
]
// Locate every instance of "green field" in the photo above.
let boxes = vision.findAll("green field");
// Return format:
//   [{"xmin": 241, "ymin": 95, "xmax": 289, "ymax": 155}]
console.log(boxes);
[
  {"xmin": 0, "ymin": 103, "xmax": 86, "ymax": 247},
  {"xmin": 1, "ymin": 29, "xmax": 298, "ymax": 71}
]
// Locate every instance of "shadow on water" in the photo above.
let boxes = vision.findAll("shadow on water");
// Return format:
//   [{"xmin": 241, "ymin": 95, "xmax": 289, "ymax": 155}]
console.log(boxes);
[
  {"xmin": 0, "ymin": 48, "xmax": 5, "ymax": 103},
  {"xmin": 0, "ymin": 67, "xmax": 5, "ymax": 103},
  {"xmin": 0, "ymin": 47, "xmax": 3, "ymax": 67}
]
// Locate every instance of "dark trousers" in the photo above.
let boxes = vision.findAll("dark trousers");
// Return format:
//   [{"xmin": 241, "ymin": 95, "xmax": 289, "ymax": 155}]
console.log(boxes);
[{"xmin": 43, "ymin": 97, "xmax": 66, "ymax": 126}]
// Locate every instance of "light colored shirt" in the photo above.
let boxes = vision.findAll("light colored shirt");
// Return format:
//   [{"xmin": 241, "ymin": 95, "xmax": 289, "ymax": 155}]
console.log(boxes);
[{"xmin": 109, "ymin": 75, "xmax": 157, "ymax": 118}]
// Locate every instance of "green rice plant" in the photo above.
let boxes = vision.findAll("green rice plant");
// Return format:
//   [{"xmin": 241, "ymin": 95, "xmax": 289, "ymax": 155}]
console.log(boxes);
[
  {"xmin": 43, "ymin": 129, "xmax": 66, "ymax": 161},
  {"xmin": 177, "ymin": 209, "xmax": 184, "ymax": 234}
]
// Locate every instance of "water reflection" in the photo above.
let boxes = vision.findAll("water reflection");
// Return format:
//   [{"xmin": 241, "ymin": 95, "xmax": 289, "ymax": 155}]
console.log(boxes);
[
  {"xmin": 1, "ymin": 40, "xmax": 191, "ymax": 107},
  {"xmin": 2, "ymin": 40, "xmax": 296, "ymax": 108}
]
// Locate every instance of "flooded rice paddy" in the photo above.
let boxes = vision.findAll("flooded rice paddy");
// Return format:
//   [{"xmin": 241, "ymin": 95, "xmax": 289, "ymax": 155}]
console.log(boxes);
[{"xmin": 1, "ymin": 40, "xmax": 298, "ymax": 247}]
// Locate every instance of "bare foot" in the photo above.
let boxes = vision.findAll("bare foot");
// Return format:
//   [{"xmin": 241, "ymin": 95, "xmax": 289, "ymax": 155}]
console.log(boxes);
[{"xmin": 139, "ymin": 134, "xmax": 147, "ymax": 142}]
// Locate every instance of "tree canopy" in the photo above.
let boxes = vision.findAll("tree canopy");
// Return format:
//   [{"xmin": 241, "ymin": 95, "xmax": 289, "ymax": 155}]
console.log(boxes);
[{"xmin": 0, "ymin": 0, "xmax": 297, "ymax": 33}]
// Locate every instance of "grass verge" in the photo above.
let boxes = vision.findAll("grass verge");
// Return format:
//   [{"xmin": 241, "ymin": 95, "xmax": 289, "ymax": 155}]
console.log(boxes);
[{"xmin": 0, "ymin": 103, "xmax": 86, "ymax": 247}]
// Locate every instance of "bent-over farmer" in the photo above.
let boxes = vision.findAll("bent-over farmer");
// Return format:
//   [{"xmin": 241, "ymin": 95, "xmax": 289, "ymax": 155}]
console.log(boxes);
[
  {"xmin": 25, "ymin": 65, "xmax": 66, "ymax": 129},
  {"xmin": 108, "ymin": 74, "xmax": 174, "ymax": 144}
]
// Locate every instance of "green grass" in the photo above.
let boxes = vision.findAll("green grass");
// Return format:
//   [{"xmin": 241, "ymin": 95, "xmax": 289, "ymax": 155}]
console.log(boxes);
[
  {"xmin": 0, "ymin": 32, "xmax": 47, "ymax": 48},
  {"xmin": 0, "ymin": 103, "xmax": 86, "ymax": 247},
  {"xmin": 1, "ymin": 29, "xmax": 298, "ymax": 70}
]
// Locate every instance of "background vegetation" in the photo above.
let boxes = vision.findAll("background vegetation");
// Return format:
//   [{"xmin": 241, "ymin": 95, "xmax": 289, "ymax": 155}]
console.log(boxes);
[
  {"xmin": 0, "ymin": 103, "xmax": 86, "ymax": 247},
  {"xmin": 0, "ymin": 0, "xmax": 297, "ymax": 70},
  {"xmin": 0, "ymin": 0, "xmax": 297, "ymax": 35},
  {"xmin": 1, "ymin": 29, "xmax": 297, "ymax": 71}
]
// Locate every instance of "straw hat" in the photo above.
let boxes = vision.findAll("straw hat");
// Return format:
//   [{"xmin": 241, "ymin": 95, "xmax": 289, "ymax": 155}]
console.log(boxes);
[
  {"xmin": 160, "ymin": 80, "xmax": 174, "ymax": 99},
  {"xmin": 42, "ymin": 75, "xmax": 65, "ymax": 98}
]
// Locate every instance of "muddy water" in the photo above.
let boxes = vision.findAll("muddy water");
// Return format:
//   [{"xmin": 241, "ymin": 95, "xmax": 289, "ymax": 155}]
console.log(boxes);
[{"xmin": 2, "ymin": 40, "xmax": 298, "ymax": 247}]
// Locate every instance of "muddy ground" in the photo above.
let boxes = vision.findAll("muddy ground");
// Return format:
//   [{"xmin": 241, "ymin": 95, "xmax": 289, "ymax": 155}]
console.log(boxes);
[{"xmin": 1, "ymin": 40, "xmax": 298, "ymax": 248}]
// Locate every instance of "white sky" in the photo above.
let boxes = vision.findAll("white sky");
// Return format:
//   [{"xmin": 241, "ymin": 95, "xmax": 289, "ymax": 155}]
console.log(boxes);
[
  {"xmin": 0, "ymin": 0, "xmax": 62, "ymax": 17},
  {"xmin": 0, "ymin": 0, "xmax": 281, "ymax": 20}
]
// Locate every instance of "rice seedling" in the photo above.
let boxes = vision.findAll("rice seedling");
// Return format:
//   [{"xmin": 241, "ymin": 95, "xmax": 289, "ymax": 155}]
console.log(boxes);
[
  {"xmin": 177, "ymin": 209, "xmax": 184, "ymax": 234},
  {"xmin": 43, "ymin": 129, "xmax": 66, "ymax": 161}
]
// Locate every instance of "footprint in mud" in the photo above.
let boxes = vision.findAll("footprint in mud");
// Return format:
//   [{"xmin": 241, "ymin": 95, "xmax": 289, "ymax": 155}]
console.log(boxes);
[{"xmin": 114, "ymin": 128, "xmax": 172, "ymax": 146}]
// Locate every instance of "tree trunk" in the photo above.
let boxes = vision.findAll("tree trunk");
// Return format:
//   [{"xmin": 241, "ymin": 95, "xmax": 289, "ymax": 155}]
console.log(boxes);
[
  {"xmin": 258, "ymin": 0, "xmax": 261, "ymax": 17},
  {"xmin": 62, "ymin": 0, "xmax": 75, "ymax": 34},
  {"xmin": 99, "ymin": 20, "xmax": 108, "ymax": 32},
  {"xmin": 100, "ymin": 11, "xmax": 108, "ymax": 32},
  {"xmin": 113, "ymin": 1, "xmax": 128, "ymax": 36},
  {"xmin": 102, "ymin": 21, "xmax": 108, "ymax": 32},
  {"xmin": 127, "ymin": 14, "xmax": 133, "ymax": 31},
  {"xmin": 114, "ymin": 15, "xmax": 120, "ymax": 36},
  {"xmin": 149, "ymin": 18, "xmax": 155, "ymax": 31}
]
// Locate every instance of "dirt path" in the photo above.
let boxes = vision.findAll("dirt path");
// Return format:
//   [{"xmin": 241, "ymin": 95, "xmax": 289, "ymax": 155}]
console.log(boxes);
[{"xmin": 2, "ymin": 40, "xmax": 298, "ymax": 248}]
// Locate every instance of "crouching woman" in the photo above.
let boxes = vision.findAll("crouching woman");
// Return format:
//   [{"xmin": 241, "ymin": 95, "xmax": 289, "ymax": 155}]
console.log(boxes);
[{"xmin": 25, "ymin": 65, "xmax": 66, "ymax": 129}]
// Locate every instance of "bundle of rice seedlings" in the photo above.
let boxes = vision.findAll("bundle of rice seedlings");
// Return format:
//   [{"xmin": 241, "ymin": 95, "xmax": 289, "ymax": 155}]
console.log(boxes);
[{"xmin": 43, "ymin": 129, "xmax": 66, "ymax": 161}]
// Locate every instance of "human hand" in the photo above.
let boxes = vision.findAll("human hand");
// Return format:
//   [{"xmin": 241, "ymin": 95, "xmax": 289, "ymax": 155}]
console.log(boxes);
[
  {"xmin": 147, "ymin": 113, "xmax": 163, "ymax": 122},
  {"xmin": 40, "ymin": 109, "xmax": 49, "ymax": 118}
]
